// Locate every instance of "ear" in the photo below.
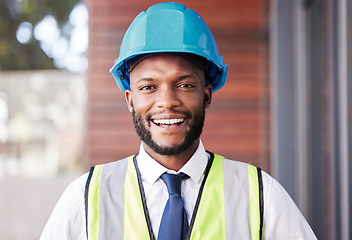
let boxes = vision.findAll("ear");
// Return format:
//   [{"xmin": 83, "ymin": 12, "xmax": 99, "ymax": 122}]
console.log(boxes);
[
  {"xmin": 125, "ymin": 89, "xmax": 133, "ymax": 112},
  {"xmin": 203, "ymin": 85, "xmax": 212, "ymax": 108}
]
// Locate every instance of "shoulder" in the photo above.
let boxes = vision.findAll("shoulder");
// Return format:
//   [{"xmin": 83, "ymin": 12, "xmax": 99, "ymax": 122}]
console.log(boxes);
[
  {"xmin": 213, "ymin": 158, "xmax": 295, "ymax": 211},
  {"xmin": 212, "ymin": 154, "xmax": 317, "ymax": 238},
  {"xmin": 55, "ymin": 172, "xmax": 90, "ymax": 214},
  {"xmin": 58, "ymin": 157, "xmax": 131, "ymax": 207},
  {"xmin": 57, "ymin": 172, "xmax": 90, "ymax": 202},
  {"xmin": 216, "ymin": 158, "xmax": 293, "ymax": 204},
  {"xmin": 259, "ymin": 172, "xmax": 317, "ymax": 239}
]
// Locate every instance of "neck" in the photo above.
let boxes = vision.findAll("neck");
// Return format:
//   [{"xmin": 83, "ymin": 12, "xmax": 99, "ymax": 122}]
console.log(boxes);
[{"xmin": 143, "ymin": 139, "xmax": 199, "ymax": 171}]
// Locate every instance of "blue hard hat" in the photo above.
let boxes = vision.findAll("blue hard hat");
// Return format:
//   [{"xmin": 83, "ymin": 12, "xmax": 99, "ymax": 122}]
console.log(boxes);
[{"xmin": 110, "ymin": 2, "xmax": 228, "ymax": 92}]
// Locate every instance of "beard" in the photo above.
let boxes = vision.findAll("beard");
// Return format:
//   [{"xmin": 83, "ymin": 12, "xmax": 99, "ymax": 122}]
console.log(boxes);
[{"xmin": 132, "ymin": 104, "xmax": 206, "ymax": 156}]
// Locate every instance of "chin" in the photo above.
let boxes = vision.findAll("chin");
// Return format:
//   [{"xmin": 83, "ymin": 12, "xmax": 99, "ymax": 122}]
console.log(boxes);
[{"xmin": 146, "ymin": 139, "xmax": 194, "ymax": 156}]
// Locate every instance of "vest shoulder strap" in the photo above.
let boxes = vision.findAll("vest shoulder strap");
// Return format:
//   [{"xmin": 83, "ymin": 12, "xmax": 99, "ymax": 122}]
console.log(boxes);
[
  {"xmin": 258, "ymin": 168, "xmax": 263, "ymax": 239},
  {"xmin": 247, "ymin": 164, "xmax": 264, "ymax": 240},
  {"xmin": 256, "ymin": 167, "xmax": 264, "ymax": 239},
  {"xmin": 85, "ymin": 166, "xmax": 95, "ymax": 237}
]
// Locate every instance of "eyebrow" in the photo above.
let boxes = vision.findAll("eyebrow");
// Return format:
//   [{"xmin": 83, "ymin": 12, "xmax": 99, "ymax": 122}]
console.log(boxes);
[
  {"xmin": 136, "ymin": 74, "xmax": 196, "ymax": 83},
  {"xmin": 178, "ymin": 74, "xmax": 196, "ymax": 80},
  {"xmin": 135, "ymin": 77, "xmax": 154, "ymax": 84}
]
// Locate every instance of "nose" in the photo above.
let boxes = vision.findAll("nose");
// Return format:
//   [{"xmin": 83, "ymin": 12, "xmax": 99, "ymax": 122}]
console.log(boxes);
[{"xmin": 156, "ymin": 86, "xmax": 181, "ymax": 109}]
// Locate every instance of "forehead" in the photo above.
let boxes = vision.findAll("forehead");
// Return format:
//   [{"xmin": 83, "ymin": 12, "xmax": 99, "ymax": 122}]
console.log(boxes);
[{"xmin": 129, "ymin": 54, "xmax": 205, "ymax": 82}]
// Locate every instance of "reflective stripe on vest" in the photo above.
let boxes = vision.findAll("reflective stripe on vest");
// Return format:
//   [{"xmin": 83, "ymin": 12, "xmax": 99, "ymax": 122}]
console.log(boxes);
[{"xmin": 86, "ymin": 153, "xmax": 263, "ymax": 240}]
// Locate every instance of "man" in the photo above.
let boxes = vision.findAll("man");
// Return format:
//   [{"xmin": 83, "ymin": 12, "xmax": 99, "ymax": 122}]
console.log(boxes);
[{"xmin": 41, "ymin": 2, "xmax": 317, "ymax": 239}]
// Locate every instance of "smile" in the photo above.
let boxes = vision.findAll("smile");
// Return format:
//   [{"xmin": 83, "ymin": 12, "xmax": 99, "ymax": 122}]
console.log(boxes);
[{"xmin": 152, "ymin": 118, "xmax": 185, "ymax": 126}]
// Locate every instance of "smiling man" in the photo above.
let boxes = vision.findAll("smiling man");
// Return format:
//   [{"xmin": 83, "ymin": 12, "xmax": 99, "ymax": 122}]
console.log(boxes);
[
  {"xmin": 41, "ymin": 3, "xmax": 317, "ymax": 240},
  {"xmin": 127, "ymin": 54, "xmax": 212, "ymax": 171}
]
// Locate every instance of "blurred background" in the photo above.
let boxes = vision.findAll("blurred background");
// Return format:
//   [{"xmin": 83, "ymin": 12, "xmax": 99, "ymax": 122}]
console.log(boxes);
[{"xmin": 0, "ymin": 0, "xmax": 351, "ymax": 239}]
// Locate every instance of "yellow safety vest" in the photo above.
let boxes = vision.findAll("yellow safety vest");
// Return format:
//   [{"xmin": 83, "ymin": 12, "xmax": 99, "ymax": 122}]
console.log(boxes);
[{"xmin": 85, "ymin": 153, "xmax": 263, "ymax": 240}]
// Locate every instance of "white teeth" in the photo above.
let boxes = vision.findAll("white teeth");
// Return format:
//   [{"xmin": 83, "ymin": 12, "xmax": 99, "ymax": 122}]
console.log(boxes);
[{"xmin": 153, "ymin": 118, "xmax": 184, "ymax": 125}]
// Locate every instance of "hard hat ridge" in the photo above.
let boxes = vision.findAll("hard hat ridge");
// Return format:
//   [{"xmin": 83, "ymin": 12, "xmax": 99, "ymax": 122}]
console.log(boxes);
[{"xmin": 110, "ymin": 2, "xmax": 228, "ymax": 92}]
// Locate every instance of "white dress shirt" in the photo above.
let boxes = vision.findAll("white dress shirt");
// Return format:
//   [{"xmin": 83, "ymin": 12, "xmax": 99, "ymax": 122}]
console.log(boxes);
[
  {"xmin": 137, "ymin": 141, "xmax": 208, "ymax": 237},
  {"xmin": 40, "ymin": 141, "xmax": 317, "ymax": 239}
]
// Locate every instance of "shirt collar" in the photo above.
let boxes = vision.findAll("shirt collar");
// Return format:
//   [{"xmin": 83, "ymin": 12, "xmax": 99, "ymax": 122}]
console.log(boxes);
[{"xmin": 137, "ymin": 140, "xmax": 208, "ymax": 185}]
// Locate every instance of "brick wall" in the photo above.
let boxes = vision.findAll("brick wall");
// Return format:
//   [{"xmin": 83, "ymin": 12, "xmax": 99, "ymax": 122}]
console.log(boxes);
[{"xmin": 87, "ymin": 0, "xmax": 269, "ymax": 170}]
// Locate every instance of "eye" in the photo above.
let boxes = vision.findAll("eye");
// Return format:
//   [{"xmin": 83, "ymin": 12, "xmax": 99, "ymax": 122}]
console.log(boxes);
[
  {"xmin": 139, "ymin": 85, "xmax": 157, "ymax": 91},
  {"xmin": 178, "ymin": 83, "xmax": 196, "ymax": 89}
]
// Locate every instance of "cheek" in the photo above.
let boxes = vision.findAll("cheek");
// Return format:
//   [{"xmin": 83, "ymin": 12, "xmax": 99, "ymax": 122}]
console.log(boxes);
[
  {"xmin": 188, "ymin": 94, "xmax": 205, "ymax": 108},
  {"xmin": 131, "ymin": 95, "xmax": 153, "ymax": 115}
]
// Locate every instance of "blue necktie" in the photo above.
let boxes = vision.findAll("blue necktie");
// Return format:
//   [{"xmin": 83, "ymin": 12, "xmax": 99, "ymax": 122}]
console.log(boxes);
[{"xmin": 158, "ymin": 173, "xmax": 189, "ymax": 240}]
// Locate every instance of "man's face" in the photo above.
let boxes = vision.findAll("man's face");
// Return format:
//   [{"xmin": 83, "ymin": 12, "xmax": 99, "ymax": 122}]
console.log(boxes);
[{"xmin": 125, "ymin": 54, "xmax": 212, "ymax": 156}]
